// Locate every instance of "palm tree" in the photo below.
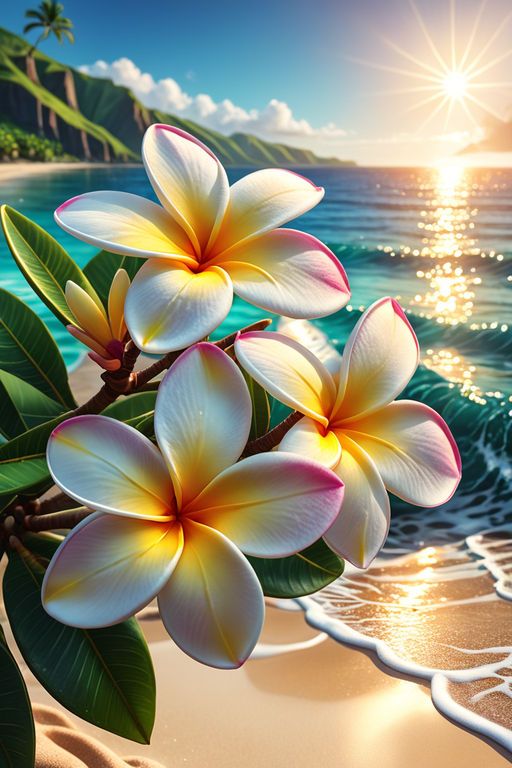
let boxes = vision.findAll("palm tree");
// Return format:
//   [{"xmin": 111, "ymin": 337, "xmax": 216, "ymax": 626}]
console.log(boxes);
[{"xmin": 23, "ymin": 1, "xmax": 74, "ymax": 56}]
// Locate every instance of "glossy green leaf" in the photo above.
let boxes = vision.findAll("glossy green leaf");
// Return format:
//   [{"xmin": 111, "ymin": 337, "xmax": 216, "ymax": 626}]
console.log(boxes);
[
  {"xmin": 103, "ymin": 391, "xmax": 156, "ymax": 437},
  {"xmin": 0, "ymin": 626, "xmax": 35, "ymax": 768},
  {"xmin": 241, "ymin": 369, "xmax": 270, "ymax": 440},
  {"xmin": 0, "ymin": 369, "xmax": 64, "ymax": 440},
  {"xmin": 0, "ymin": 288, "xmax": 75, "ymax": 408},
  {"xmin": 0, "ymin": 415, "xmax": 68, "ymax": 495},
  {"xmin": 3, "ymin": 533, "xmax": 156, "ymax": 744},
  {"xmin": 84, "ymin": 250, "xmax": 144, "ymax": 306},
  {"xmin": 247, "ymin": 538, "xmax": 344, "ymax": 598},
  {"xmin": 1, "ymin": 205, "xmax": 100, "ymax": 327}
]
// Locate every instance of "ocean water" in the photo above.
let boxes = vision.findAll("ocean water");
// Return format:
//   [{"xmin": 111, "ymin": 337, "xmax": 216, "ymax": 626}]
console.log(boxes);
[
  {"xmin": 1, "ymin": 163, "xmax": 512, "ymax": 751},
  {"xmin": 1, "ymin": 163, "xmax": 511, "ymax": 542}
]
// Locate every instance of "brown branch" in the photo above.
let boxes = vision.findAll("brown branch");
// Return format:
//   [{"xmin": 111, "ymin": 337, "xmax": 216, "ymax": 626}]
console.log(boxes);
[
  {"xmin": 37, "ymin": 492, "xmax": 80, "ymax": 516},
  {"xmin": 72, "ymin": 318, "xmax": 273, "ymax": 415},
  {"xmin": 242, "ymin": 411, "xmax": 303, "ymax": 457},
  {"xmin": 24, "ymin": 507, "xmax": 91, "ymax": 531}
]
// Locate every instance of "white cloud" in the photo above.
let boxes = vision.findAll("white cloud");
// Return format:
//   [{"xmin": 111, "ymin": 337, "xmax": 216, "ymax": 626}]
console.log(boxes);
[{"xmin": 79, "ymin": 57, "xmax": 347, "ymax": 143}]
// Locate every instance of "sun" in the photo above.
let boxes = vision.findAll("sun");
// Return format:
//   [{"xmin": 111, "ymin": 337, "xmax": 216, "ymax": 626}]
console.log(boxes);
[
  {"xmin": 442, "ymin": 71, "xmax": 468, "ymax": 101},
  {"xmin": 350, "ymin": 0, "xmax": 512, "ymax": 131}
]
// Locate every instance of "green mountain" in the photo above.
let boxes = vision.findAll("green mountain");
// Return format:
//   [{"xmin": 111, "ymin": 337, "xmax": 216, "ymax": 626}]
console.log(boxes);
[{"xmin": 0, "ymin": 27, "xmax": 355, "ymax": 167}]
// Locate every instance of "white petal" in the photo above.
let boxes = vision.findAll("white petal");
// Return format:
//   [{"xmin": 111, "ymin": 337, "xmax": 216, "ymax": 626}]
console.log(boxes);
[
  {"xmin": 332, "ymin": 297, "xmax": 419, "ymax": 423},
  {"xmin": 277, "ymin": 316, "xmax": 343, "ymax": 376},
  {"xmin": 55, "ymin": 191, "xmax": 195, "ymax": 264},
  {"xmin": 235, "ymin": 331, "xmax": 335, "ymax": 426},
  {"xmin": 143, "ymin": 124, "xmax": 229, "ymax": 255},
  {"xmin": 47, "ymin": 415, "xmax": 174, "ymax": 520},
  {"xmin": 124, "ymin": 259, "xmax": 233, "ymax": 354},
  {"xmin": 344, "ymin": 400, "xmax": 461, "ymax": 506},
  {"xmin": 42, "ymin": 513, "xmax": 183, "ymax": 627},
  {"xmin": 158, "ymin": 521, "xmax": 264, "ymax": 669},
  {"xmin": 155, "ymin": 343, "xmax": 252, "ymax": 508},
  {"xmin": 279, "ymin": 419, "xmax": 342, "ymax": 468},
  {"xmin": 219, "ymin": 228, "xmax": 350, "ymax": 318},
  {"xmin": 187, "ymin": 451, "xmax": 343, "ymax": 557},
  {"xmin": 324, "ymin": 434, "xmax": 390, "ymax": 569},
  {"xmin": 213, "ymin": 168, "xmax": 324, "ymax": 254}
]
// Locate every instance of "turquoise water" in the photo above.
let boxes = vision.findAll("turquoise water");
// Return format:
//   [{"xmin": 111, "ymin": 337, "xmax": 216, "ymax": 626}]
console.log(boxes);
[{"xmin": 1, "ymin": 163, "xmax": 511, "ymax": 548}]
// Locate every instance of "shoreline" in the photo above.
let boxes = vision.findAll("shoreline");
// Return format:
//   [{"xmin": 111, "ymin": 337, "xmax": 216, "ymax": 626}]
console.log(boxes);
[{"xmin": 0, "ymin": 160, "xmax": 143, "ymax": 183}]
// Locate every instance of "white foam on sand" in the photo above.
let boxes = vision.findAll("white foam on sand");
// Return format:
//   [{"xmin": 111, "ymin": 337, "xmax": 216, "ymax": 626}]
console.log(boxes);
[{"xmin": 296, "ymin": 532, "xmax": 512, "ymax": 753}]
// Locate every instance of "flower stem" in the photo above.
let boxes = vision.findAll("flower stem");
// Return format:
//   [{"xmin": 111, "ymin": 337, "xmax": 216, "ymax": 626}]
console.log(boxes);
[
  {"xmin": 24, "ymin": 507, "xmax": 91, "ymax": 532},
  {"xmin": 242, "ymin": 411, "xmax": 303, "ymax": 456},
  {"xmin": 72, "ymin": 318, "xmax": 272, "ymax": 415}
]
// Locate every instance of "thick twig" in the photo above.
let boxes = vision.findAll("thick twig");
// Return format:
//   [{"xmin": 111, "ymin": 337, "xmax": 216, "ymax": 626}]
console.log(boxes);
[
  {"xmin": 72, "ymin": 318, "xmax": 273, "ymax": 415},
  {"xmin": 242, "ymin": 411, "xmax": 303, "ymax": 456},
  {"xmin": 24, "ymin": 507, "xmax": 91, "ymax": 531},
  {"xmin": 37, "ymin": 492, "xmax": 80, "ymax": 516}
]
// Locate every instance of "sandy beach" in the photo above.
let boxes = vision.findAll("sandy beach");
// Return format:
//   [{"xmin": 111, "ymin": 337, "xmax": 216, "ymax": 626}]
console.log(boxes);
[
  {"xmin": 0, "ymin": 161, "xmax": 141, "ymax": 184},
  {"xmin": 3, "ymin": 355, "xmax": 502, "ymax": 767}
]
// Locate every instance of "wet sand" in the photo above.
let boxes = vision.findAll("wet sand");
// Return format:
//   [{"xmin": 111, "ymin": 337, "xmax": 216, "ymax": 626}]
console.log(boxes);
[{"xmin": 1, "ymin": 356, "xmax": 509, "ymax": 766}]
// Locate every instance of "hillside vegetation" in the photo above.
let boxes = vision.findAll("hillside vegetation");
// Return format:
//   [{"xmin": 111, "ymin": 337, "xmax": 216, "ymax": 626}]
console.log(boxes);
[{"xmin": 0, "ymin": 27, "xmax": 355, "ymax": 166}]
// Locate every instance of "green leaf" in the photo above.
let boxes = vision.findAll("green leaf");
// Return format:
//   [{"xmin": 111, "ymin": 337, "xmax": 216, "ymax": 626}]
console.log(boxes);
[
  {"xmin": 103, "ymin": 392, "xmax": 156, "ymax": 437},
  {"xmin": 241, "ymin": 370, "xmax": 270, "ymax": 440},
  {"xmin": 0, "ymin": 369, "xmax": 64, "ymax": 440},
  {"xmin": 0, "ymin": 415, "xmax": 68, "ymax": 495},
  {"xmin": 102, "ymin": 391, "xmax": 156, "ymax": 424},
  {"xmin": 3, "ymin": 534, "xmax": 156, "ymax": 744},
  {"xmin": 1, "ymin": 205, "xmax": 100, "ymax": 327},
  {"xmin": 247, "ymin": 539, "xmax": 344, "ymax": 598},
  {"xmin": 0, "ymin": 288, "xmax": 75, "ymax": 409},
  {"xmin": 84, "ymin": 250, "xmax": 144, "ymax": 306},
  {"xmin": 0, "ymin": 627, "xmax": 36, "ymax": 768}
]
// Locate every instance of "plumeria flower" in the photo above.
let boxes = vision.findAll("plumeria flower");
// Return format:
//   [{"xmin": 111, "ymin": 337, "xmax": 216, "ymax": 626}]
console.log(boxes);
[
  {"xmin": 235, "ymin": 297, "xmax": 461, "ymax": 569},
  {"xmin": 42, "ymin": 343, "xmax": 344, "ymax": 669},
  {"xmin": 65, "ymin": 269, "xmax": 130, "ymax": 371},
  {"xmin": 54, "ymin": 124, "xmax": 350, "ymax": 354}
]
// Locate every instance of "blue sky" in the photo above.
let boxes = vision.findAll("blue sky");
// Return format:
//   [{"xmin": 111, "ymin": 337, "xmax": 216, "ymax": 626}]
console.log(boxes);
[{"xmin": 3, "ymin": 0, "xmax": 512, "ymax": 164}]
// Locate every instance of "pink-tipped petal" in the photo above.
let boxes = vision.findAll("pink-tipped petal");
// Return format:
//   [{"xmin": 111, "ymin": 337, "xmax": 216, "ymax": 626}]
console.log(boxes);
[
  {"xmin": 42, "ymin": 513, "xmax": 183, "ymax": 628},
  {"xmin": 277, "ymin": 316, "xmax": 343, "ymax": 376},
  {"xmin": 66, "ymin": 324, "xmax": 109, "ymax": 357},
  {"xmin": 344, "ymin": 400, "xmax": 461, "ymax": 506},
  {"xmin": 124, "ymin": 259, "xmax": 233, "ymax": 354},
  {"xmin": 143, "ymin": 125, "xmax": 229, "ymax": 255},
  {"xmin": 187, "ymin": 451, "xmax": 343, "ymax": 557},
  {"xmin": 332, "ymin": 297, "xmax": 419, "ymax": 423},
  {"xmin": 88, "ymin": 351, "xmax": 121, "ymax": 371},
  {"xmin": 279, "ymin": 419, "xmax": 342, "ymax": 469},
  {"xmin": 218, "ymin": 229, "xmax": 350, "ymax": 318},
  {"xmin": 213, "ymin": 168, "xmax": 324, "ymax": 254},
  {"xmin": 47, "ymin": 415, "xmax": 174, "ymax": 520},
  {"xmin": 108, "ymin": 268, "xmax": 130, "ymax": 340},
  {"xmin": 324, "ymin": 434, "xmax": 390, "ymax": 569},
  {"xmin": 155, "ymin": 343, "xmax": 252, "ymax": 508},
  {"xmin": 235, "ymin": 331, "xmax": 335, "ymax": 426},
  {"xmin": 158, "ymin": 520, "xmax": 264, "ymax": 669},
  {"xmin": 55, "ymin": 191, "xmax": 195, "ymax": 264}
]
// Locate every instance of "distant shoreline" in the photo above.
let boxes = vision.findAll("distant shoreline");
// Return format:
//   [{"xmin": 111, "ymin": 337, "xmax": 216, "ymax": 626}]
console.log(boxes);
[
  {"xmin": 0, "ymin": 161, "xmax": 144, "ymax": 183},
  {"xmin": 0, "ymin": 159, "xmax": 359, "ymax": 185}
]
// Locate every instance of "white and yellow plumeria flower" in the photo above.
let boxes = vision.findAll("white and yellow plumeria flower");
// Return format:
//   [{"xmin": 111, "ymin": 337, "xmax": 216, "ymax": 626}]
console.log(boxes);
[
  {"xmin": 42, "ymin": 343, "xmax": 344, "ymax": 669},
  {"xmin": 235, "ymin": 297, "xmax": 461, "ymax": 569},
  {"xmin": 66, "ymin": 269, "xmax": 130, "ymax": 371},
  {"xmin": 54, "ymin": 124, "xmax": 350, "ymax": 354}
]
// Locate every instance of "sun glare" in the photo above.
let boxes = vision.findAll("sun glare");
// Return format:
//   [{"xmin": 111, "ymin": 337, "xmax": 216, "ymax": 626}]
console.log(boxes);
[
  {"xmin": 443, "ymin": 71, "xmax": 467, "ymax": 100},
  {"xmin": 352, "ymin": 0, "xmax": 512, "ymax": 131}
]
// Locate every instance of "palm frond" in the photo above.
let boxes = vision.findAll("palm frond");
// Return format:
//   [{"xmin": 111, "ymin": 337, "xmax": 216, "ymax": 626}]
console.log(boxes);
[{"xmin": 23, "ymin": 22, "xmax": 44, "ymax": 33}]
